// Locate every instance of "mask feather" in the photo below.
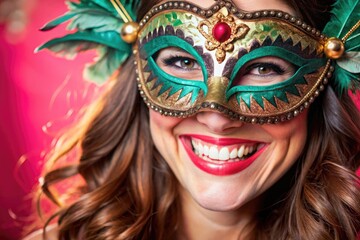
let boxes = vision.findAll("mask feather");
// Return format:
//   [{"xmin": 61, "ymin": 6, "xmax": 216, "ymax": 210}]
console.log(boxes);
[
  {"xmin": 322, "ymin": 0, "xmax": 360, "ymax": 95},
  {"xmin": 36, "ymin": 0, "xmax": 140, "ymax": 85}
]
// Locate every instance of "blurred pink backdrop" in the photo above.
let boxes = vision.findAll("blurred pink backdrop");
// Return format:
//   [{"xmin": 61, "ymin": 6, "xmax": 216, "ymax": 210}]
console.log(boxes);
[
  {"xmin": 0, "ymin": 1, "xmax": 359, "ymax": 240},
  {"xmin": 0, "ymin": 0, "xmax": 99, "ymax": 239}
]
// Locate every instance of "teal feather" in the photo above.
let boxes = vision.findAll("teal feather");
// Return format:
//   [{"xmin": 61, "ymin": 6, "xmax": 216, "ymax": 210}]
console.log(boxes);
[
  {"xmin": 40, "ymin": 2, "xmax": 114, "ymax": 31},
  {"xmin": 322, "ymin": 0, "xmax": 360, "ymax": 95},
  {"xmin": 84, "ymin": 47, "xmax": 128, "ymax": 85},
  {"xmin": 36, "ymin": 40, "xmax": 98, "ymax": 60},
  {"xmin": 322, "ymin": 0, "xmax": 360, "ymax": 38},
  {"xmin": 67, "ymin": 10, "xmax": 122, "ymax": 32},
  {"xmin": 337, "ymin": 52, "xmax": 360, "ymax": 73},
  {"xmin": 40, "ymin": 13, "xmax": 77, "ymax": 31},
  {"xmin": 346, "ymin": 32, "xmax": 360, "ymax": 52},
  {"xmin": 37, "ymin": 0, "xmax": 140, "ymax": 84},
  {"xmin": 332, "ymin": 63, "xmax": 359, "ymax": 95},
  {"xmin": 36, "ymin": 31, "xmax": 131, "ymax": 54},
  {"xmin": 36, "ymin": 32, "xmax": 131, "ymax": 84}
]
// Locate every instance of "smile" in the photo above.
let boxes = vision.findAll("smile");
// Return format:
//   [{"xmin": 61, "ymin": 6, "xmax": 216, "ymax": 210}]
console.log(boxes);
[
  {"xmin": 192, "ymin": 139, "xmax": 260, "ymax": 162},
  {"xmin": 180, "ymin": 134, "xmax": 267, "ymax": 176}
]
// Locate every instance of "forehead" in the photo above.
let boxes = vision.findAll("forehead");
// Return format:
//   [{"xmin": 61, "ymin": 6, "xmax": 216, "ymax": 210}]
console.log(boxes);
[{"xmin": 182, "ymin": 0, "xmax": 296, "ymax": 14}]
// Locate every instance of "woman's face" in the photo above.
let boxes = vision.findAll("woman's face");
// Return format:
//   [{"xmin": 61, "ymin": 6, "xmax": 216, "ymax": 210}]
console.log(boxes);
[{"xmin": 149, "ymin": 0, "xmax": 308, "ymax": 212}]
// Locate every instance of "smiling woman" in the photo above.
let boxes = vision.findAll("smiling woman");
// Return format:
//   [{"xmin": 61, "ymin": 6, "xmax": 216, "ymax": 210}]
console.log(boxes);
[{"xmin": 26, "ymin": 0, "xmax": 360, "ymax": 239}]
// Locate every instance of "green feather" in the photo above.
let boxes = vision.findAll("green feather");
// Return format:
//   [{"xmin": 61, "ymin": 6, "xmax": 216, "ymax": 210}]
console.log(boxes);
[
  {"xmin": 322, "ymin": 0, "xmax": 360, "ymax": 39},
  {"xmin": 36, "ymin": 40, "xmax": 98, "ymax": 60},
  {"xmin": 346, "ymin": 32, "xmax": 360, "ymax": 52},
  {"xmin": 89, "ymin": 0, "xmax": 119, "ymax": 15},
  {"xmin": 36, "ymin": 31, "xmax": 131, "ymax": 53},
  {"xmin": 40, "ymin": 13, "xmax": 77, "ymax": 31},
  {"xmin": 67, "ymin": 9, "xmax": 123, "ymax": 32},
  {"xmin": 322, "ymin": 0, "xmax": 360, "ymax": 95},
  {"xmin": 84, "ymin": 47, "xmax": 128, "ymax": 85},
  {"xmin": 337, "ymin": 52, "xmax": 360, "ymax": 73},
  {"xmin": 36, "ymin": 31, "xmax": 131, "ymax": 84},
  {"xmin": 91, "ymin": 0, "xmax": 139, "ymax": 21},
  {"xmin": 332, "ymin": 63, "xmax": 359, "ymax": 95},
  {"xmin": 36, "ymin": 0, "xmax": 140, "ymax": 84},
  {"xmin": 40, "ymin": 1, "xmax": 115, "ymax": 31}
]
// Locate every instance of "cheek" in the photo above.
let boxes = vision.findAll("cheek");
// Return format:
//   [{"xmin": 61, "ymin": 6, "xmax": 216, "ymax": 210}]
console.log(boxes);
[
  {"xmin": 149, "ymin": 110, "xmax": 184, "ymax": 156},
  {"xmin": 250, "ymin": 112, "xmax": 308, "ymax": 195},
  {"xmin": 149, "ymin": 110, "xmax": 183, "ymax": 131},
  {"xmin": 259, "ymin": 110, "xmax": 308, "ymax": 177},
  {"xmin": 264, "ymin": 110, "xmax": 308, "ymax": 143},
  {"xmin": 149, "ymin": 110, "xmax": 187, "ymax": 181}
]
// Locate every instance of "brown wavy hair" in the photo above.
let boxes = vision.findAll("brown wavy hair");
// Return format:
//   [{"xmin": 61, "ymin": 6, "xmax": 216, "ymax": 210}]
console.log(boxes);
[{"xmin": 36, "ymin": 0, "xmax": 360, "ymax": 239}]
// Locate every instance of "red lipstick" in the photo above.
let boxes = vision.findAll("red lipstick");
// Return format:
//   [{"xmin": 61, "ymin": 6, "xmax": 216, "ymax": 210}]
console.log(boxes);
[{"xmin": 180, "ymin": 134, "xmax": 266, "ymax": 176}]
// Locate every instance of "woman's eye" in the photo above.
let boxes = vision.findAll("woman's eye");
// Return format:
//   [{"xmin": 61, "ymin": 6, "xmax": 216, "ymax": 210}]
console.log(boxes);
[
  {"xmin": 154, "ymin": 47, "xmax": 203, "ymax": 80},
  {"xmin": 179, "ymin": 58, "xmax": 196, "ymax": 69},
  {"xmin": 232, "ymin": 58, "xmax": 296, "ymax": 86},
  {"xmin": 246, "ymin": 63, "xmax": 285, "ymax": 76},
  {"xmin": 163, "ymin": 56, "xmax": 200, "ymax": 71}
]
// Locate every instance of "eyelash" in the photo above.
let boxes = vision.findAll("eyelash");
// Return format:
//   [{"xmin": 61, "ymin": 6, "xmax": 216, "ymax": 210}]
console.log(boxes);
[
  {"xmin": 161, "ymin": 55, "xmax": 197, "ymax": 70},
  {"xmin": 245, "ymin": 62, "xmax": 286, "ymax": 75}
]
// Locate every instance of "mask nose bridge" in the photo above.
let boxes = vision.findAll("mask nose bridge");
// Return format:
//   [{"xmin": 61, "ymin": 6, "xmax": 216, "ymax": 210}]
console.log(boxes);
[{"xmin": 200, "ymin": 76, "xmax": 231, "ymax": 113}]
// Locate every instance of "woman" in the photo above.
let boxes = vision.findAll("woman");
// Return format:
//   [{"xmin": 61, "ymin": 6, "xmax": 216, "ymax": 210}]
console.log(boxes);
[{"xmin": 27, "ymin": 0, "xmax": 360, "ymax": 239}]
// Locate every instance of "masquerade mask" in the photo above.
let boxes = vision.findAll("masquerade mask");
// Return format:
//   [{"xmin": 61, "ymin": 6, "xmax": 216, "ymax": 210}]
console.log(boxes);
[
  {"xmin": 38, "ymin": 0, "xmax": 360, "ymax": 124},
  {"xmin": 134, "ymin": 1, "xmax": 328, "ymax": 124}
]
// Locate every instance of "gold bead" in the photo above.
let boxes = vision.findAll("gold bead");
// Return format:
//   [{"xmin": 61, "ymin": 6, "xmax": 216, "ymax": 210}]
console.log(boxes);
[
  {"xmin": 324, "ymin": 37, "xmax": 345, "ymax": 59},
  {"xmin": 120, "ymin": 22, "xmax": 139, "ymax": 44}
]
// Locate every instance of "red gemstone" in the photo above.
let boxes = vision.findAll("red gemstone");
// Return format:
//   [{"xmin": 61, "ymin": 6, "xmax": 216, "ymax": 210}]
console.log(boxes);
[{"xmin": 213, "ymin": 22, "xmax": 232, "ymax": 42}]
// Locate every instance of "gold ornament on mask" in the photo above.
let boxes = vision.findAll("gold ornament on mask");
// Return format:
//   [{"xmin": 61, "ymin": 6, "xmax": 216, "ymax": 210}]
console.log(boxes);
[
  {"xmin": 110, "ymin": 0, "xmax": 139, "ymax": 44},
  {"xmin": 121, "ymin": 22, "xmax": 139, "ymax": 43},
  {"xmin": 324, "ymin": 37, "xmax": 344, "ymax": 59},
  {"xmin": 197, "ymin": 7, "xmax": 250, "ymax": 63}
]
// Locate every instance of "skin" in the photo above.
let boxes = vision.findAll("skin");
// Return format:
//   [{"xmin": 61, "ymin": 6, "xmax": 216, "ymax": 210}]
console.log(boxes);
[{"xmin": 150, "ymin": 0, "xmax": 306, "ymax": 239}]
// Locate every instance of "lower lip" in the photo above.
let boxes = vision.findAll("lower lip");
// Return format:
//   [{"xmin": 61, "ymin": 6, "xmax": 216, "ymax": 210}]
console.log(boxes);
[{"xmin": 180, "ymin": 136, "xmax": 266, "ymax": 176}]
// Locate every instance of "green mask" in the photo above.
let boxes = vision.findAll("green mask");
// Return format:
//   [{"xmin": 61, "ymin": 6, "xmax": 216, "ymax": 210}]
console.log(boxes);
[{"xmin": 135, "ymin": 1, "xmax": 330, "ymax": 124}]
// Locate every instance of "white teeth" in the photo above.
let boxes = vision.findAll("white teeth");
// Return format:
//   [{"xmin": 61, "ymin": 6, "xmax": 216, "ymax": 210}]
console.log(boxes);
[
  {"xmin": 249, "ymin": 146, "xmax": 254, "ymax": 153},
  {"xmin": 204, "ymin": 145, "xmax": 209, "ymax": 156},
  {"xmin": 191, "ymin": 139, "xmax": 196, "ymax": 148},
  {"xmin": 209, "ymin": 146, "xmax": 219, "ymax": 159},
  {"xmin": 230, "ymin": 148, "xmax": 238, "ymax": 159},
  {"xmin": 191, "ymin": 138, "xmax": 260, "ymax": 161},
  {"xmin": 238, "ymin": 145, "xmax": 245, "ymax": 158},
  {"xmin": 219, "ymin": 147, "xmax": 229, "ymax": 161},
  {"xmin": 198, "ymin": 144, "xmax": 204, "ymax": 155},
  {"xmin": 244, "ymin": 146, "xmax": 249, "ymax": 156}
]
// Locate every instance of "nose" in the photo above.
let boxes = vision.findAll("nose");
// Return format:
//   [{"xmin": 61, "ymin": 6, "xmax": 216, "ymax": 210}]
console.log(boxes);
[{"xmin": 195, "ymin": 110, "xmax": 244, "ymax": 133}]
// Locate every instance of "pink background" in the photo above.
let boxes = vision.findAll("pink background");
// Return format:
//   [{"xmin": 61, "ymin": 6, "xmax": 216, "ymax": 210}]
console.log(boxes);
[
  {"xmin": 0, "ymin": 1, "xmax": 359, "ymax": 240},
  {"xmin": 0, "ymin": 1, "xmax": 98, "ymax": 239}
]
